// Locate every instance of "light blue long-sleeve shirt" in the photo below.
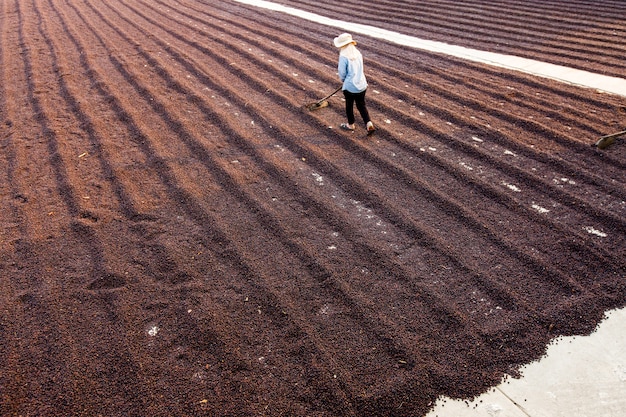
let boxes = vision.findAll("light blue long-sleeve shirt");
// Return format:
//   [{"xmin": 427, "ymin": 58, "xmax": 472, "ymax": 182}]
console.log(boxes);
[{"xmin": 338, "ymin": 51, "xmax": 368, "ymax": 93}]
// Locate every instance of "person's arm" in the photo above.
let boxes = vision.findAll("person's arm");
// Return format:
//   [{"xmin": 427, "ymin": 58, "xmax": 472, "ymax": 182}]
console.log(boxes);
[{"xmin": 337, "ymin": 56, "xmax": 348, "ymax": 82}]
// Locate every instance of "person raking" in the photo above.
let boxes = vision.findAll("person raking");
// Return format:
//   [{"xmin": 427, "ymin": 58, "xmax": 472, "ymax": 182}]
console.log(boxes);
[{"xmin": 334, "ymin": 33, "xmax": 376, "ymax": 135}]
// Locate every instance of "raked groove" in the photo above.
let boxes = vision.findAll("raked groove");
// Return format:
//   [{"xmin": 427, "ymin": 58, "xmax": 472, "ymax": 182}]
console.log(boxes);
[{"xmin": 233, "ymin": 0, "xmax": 626, "ymax": 98}]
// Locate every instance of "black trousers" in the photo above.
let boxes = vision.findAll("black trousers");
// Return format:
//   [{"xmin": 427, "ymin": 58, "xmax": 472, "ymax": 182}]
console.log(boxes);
[{"xmin": 343, "ymin": 89, "xmax": 370, "ymax": 125}]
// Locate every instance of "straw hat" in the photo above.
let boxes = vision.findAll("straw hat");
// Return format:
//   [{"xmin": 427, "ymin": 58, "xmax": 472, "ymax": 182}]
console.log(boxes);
[{"xmin": 333, "ymin": 33, "xmax": 357, "ymax": 48}]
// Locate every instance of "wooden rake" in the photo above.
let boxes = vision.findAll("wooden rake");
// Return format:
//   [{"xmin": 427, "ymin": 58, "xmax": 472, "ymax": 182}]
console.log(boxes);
[
  {"xmin": 306, "ymin": 86, "xmax": 342, "ymax": 111},
  {"xmin": 594, "ymin": 129, "xmax": 626, "ymax": 149}
]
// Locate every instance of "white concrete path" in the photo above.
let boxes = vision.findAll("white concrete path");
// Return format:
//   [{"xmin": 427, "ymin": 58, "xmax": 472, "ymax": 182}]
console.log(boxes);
[
  {"xmin": 234, "ymin": 0, "xmax": 626, "ymax": 98},
  {"xmin": 426, "ymin": 307, "xmax": 626, "ymax": 417}
]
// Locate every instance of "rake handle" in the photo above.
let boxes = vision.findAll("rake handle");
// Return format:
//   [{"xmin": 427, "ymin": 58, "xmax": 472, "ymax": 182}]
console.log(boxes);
[
  {"xmin": 598, "ymin": 129, "xmax": 626, "ymax": 140},
  {"xmin": 317, "ymin": 86, "xmax": 342, "ymax": 104}
]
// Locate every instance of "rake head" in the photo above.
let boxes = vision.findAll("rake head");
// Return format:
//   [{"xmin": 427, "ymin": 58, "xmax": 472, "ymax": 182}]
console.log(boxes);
[
  {"xmin": 594, "ymin": 129, "xmax": 626, "ymax": 149},
  {"xmin": 307, "ymin": 100, "xmax": 329, "ymax": 111}
]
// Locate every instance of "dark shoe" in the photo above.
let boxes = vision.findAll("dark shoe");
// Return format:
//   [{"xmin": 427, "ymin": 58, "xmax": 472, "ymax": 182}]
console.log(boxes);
[{"xmin": 340, "ymin": 123, "xmax": 355, "ymax": 131}]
